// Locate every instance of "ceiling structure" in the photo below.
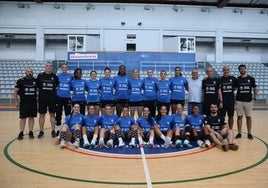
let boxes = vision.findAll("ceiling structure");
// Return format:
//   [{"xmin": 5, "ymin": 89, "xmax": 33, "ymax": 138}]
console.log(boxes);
[{"xmin": 2, "ymin": 0, "xmax": 268, "ymax": 9}]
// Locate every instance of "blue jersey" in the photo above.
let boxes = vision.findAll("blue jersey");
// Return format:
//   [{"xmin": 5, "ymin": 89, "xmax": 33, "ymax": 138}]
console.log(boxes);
[
  {"xmin": 143, "ymin": 77, "xmax": 157, "ymax": 100},
  {"xmin": 71, "ymin": 79, "xmax": 86, "ymax": 102},
  {"xmin": 116, "ymin": 116, "xmax": 136, "ymax": 134},
  {"xmin": 185, "ymin": 114, "xmax": 204, "ymax": 132},
  {"xmin": 169, "ymin": 76, "xmax": 188, "ymax": 100},
  {"xmin": 156, "ymin": 115, "xmax": 174, "ymax": 132},
  {"xmin": 99, "ymin": 114, "xmax": 118, "ymax": 130},
  {"xmin": 83, "ymin": 114, "xmax": 100, "ymax": 132},
  {"xmin": 56, "ymin": 73, "xmax": 73, "ymax": 98},
  {"xmin": 99, "ymin": 77, "xmax": 115, "ymax": 100},
  {"xmin": 63, "ymin": 113, "xmax": 84, "ymax": 133},
  {"xmin": 172, "ymin": 113, "xmax": 187, "ymax": 131},
  {"xmin": 136, "ymin": 116, "xmax": 156, "ymax": 133},
  {"xmin": 86, "ymin": 79, "xmax": 101, "ymax": 103},
  {"xmin": 128, "ymin": 78, "xmax": 143, "ymax": 102},
  {"xmin": 156, "ymin": 80, "xmax": 171, "ymax": 102},
  {"xmin": 114, "ymin": 75, "xmax": 129, "ymax": 100}
]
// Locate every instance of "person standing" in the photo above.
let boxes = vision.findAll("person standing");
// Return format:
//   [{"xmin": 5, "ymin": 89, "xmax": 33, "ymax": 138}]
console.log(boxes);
[
  {"xmin": 156, "ymin": 70, "xmax": 171, "ymax": 115},
  {"xmin": 235, "ymin": 64, "xmax": 258, "ymax": 140},
  {"xmin": 71, "ymin": 68, "xmax": 87, "ymax": 115},
  {"xmin": 187, "ymin": 68, "xmax": 203, "ymax": 115},
  {"xmin": 202, "ymin": 66, "xmax": 223, "ymax": 116},
  {"xmin": 55, "ymin": 63, "xmax": 73, "ymax": 135},
  {"xmin": 37, "ymin": 62, "xmax": 59, "ymax": 138},
  {"xmin": 14, "ymin": 67, "xmax": 37, "ymax": 140},
  {"xmin": 143, "ymin": 68, "xmax": 158, "ymax": 117},
  {"xmin": 128, "ymin": 69, "xmax": 144, "ymax": 118},
  {"xmin": 86, "ymin": 70, "xmax": 101, "ymax": 115},
  {"xmin": 169, "ymin": 67, "xmax": 188, "ymax": 114},
  {"xmin": 114, "ymin": 65, "xmax": 129, "ymax": 116},
  {"xmin": 219, "ymin": 65, "xmax": 237, "ymax": 129}
]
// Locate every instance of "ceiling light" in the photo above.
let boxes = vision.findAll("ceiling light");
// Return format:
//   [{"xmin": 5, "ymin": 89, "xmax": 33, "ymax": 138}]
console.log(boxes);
[{"xmin": 85, "ymin": 3, "xmax": 95, "ymax": 10}]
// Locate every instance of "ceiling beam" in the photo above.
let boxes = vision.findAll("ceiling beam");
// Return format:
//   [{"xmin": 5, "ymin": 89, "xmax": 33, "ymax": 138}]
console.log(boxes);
[{"xmin": 217, "ymin": 0, "xmax": 231, "ymax": 8}]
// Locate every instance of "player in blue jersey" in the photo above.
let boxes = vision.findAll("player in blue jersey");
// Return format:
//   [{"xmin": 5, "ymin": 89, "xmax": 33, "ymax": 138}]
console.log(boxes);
[
  {"xmin": 58, "ymin": 103, "xmax": 84, "ymax": 148},
  {"xmin": 71, "ymin": 68, "xmax": 87, "ymax": 115},
  {"xmin": 136, "ymin": 107, "xmax": 156, "ymax": 147},
  {"xmin": 156, "ymin": 70, "xmax": 171, "ymax": 115},
  {"xmin": 98, "ymin": 104, "xmax": 119, "ymax": 147},
  {"xmin": 143, "ymin": 68, "xmax": 158, "ymax": 117},
  {"xmin": 86, "ymin": 70, "xmax": 101, "ymax": 115},
  {"xmin": 82, "ymin": 105, "xmax": 100, "ymax": 147},
  {"xmin": 55, "ymin": 63, "xmax": 73, "ymax": 135},
  {"xmin": 183, "ymin": 105, "xmax": 207, "ymax": 148},
  {"xmin": 114, "ymin": 65, "xmax": 129, "ymax": 116},
  {"xmin": 169, "ymin": 67, "xmax": 188, "ymax": 114},
  {"xmin": 113, "ymin": 106, "xmax": 139, "ymax": 147},
  {"xmin": 171, "ymin": 103, "xmax": 187, "ymax": 147},
  {"xmin": 154, "ymin": 105, "xmax": 174, "ymax": 148},
  {"xmin": 128, "ymin": 69, "xmax": 144, "ymax": 118},
  {"xmin": 203, "ymin": 104, "xmax": 239, "ymax": 151},
  {"xmin": 99, "ymin": 67, "xmax": 116, "ymax": 114}
]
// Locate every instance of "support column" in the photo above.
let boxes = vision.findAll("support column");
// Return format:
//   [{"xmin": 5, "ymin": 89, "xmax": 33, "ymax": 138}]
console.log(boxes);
[
  {"xmin": 215, "ymin": 30, "xmax": 223, "ymax": 63},
  {"xmin": 36, "ymin": 26, "xmax": 44, "ymax": 61}
]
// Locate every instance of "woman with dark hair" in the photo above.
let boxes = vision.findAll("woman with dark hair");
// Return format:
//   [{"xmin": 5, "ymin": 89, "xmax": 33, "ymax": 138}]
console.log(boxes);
[
  {"xmin": 114, "ymin": 65, "xmax": 130, "ymax": 116},
  {"xmin": 71, "ymin": 68, "xmax": 86, "ymax": 115}
]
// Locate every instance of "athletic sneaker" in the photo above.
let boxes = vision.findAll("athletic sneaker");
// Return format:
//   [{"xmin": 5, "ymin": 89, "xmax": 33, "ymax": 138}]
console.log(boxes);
[
  {"xmin": 229, "ymin": 144, "xmax": 239, "ymax": 151},
  {"xmin": 204, "ymin": 139, "xmax": 211, "ymax": 147},
  {"xmin": 148, "ymin": 142, "xmax": 154, "ymax": 148},
  {"xmin": 197, "ymin": 140, "xmax": 205, "ymax": 148},
  {"xmin": 17, "ymin": 132, "xmax": 24, "ymax": 140},
  {"xmin": 60, "ymin": 140, "xmax": 66, "ymax": 148},
  {"xmin": 183, "ymin": 139, "xmax": 192, "ymax": 147},
  {"xmin": 51, "ymin": 130, "xmax": 56, "ymax": 138},
  {"xmin": 90, "ymin": 140, "xmax": 96, "ymax": 147},
  {"xmin": 106, "ymin": 139, "xmax": 114, "ymax": 148},
  {"xmin": 248, "ymin": 134, "xmax": 254, "ymax": 140},
  {"xmin": 235, "ymin": 133, "xmax": 242, "ymax": 139},
  {"xmin": 28, "ymin": 131, "xmax": 34, "ymax": 139},
  {"xmin": 83, "ymin": 141, "xmax": 90, "ymax": 147},
  {"xmin": 129, "ymin": 139, "xmax": 136, "ymax": 147},
  {"xmin": 222, "ymin": 144, "xmax": 229, "ymax": 152},
  {"xmin": 73, "ymin": 138, "xmax": 80, "ymax": 148},
  {"xmin": 175, "ymin": 139, "xmax": 182, "ymax": 147},
  {"xmin": 118, "ymin": 140, "xmax": 125, "ymax": 147},
  {"xmin": 56, "ymin": 130, "xmax": 60, "ymax": 136},
  {"xmin": 37, "ymin": 131, "xmax": 44, "ymax": 138}
]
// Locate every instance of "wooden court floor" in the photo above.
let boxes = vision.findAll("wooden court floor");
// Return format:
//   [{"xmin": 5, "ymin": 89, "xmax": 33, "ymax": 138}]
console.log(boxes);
[{"xmin": 0, "ymin": 107, "xmax": 267, "ymax": 188}]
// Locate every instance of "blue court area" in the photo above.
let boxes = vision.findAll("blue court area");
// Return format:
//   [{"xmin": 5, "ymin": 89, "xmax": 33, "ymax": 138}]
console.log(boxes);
[{"xmin": 81, "ymin": 140, "xmax": 199, "ymax": 155}]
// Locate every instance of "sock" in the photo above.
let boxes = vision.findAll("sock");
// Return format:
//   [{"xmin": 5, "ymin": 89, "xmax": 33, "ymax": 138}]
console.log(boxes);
[
  {"xmin": 118, "ymin": 137, "xmax": 123, "ymax": 143},
  {"xmin": 83, "ymin": 135, "xmax": 89, "ymax": 143},
  {"xmin": 138, "ymin": 136, "xmax": 143, "ymax": 143},
  {"xmin": 149, "ymin": 137, "xmax": 154, "ymax": 143},
  {"xmin": 74, "ymin": 129, "xmax": 81, "ymax": 139},
  {"xmin": 160, "ymin": 134, "xmax": 166, "ymax": 141},
  {"xmin": 60, "ymin": 131, "xmax": 66, "ymax": 141},
  {"xmin": 56, "ymin": 125, "xmax": 61, "ymax": 131},
  {"xmin": 91, "ymin": 134, "xmax": 98, "ymax": 143}
]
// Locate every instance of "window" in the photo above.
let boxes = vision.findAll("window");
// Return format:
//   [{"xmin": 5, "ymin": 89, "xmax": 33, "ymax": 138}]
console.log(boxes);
[
  {"xmin": 67, "ymin": 35, "xmax": 85, "ymax": 52},
  {"xmin": 179, "ymin": 37, "xmax": 195, "ymax": 53}
]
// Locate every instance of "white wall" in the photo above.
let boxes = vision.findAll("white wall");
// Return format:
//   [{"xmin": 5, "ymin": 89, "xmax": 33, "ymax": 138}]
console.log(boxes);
[{"xmin": 0, "ymin": 2, "xmax": 267, "ymax": 62}]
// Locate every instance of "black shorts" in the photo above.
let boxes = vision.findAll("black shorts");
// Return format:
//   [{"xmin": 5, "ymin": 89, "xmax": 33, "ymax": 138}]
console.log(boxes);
[
  {"xmin": 115, "ymin": 99, "xmax": 129, "ymax": 105},
  {"xmin": 19, "ymin": 102, "xmax": 37, "ymax": 118},
  {"xmin": 129, "ymin": 101, "xmax": 143, "ymax": 107},
  {"xmin": 87, "ymin": 102, "xmax": 101, "ymax": 106},
  {"xmin": 220, "ymin": 102, "xmax": 235, "ymax": 118},
  {"xmin": 38, "ymin": 101, "xmax": 57, "ymax": 114},
  {"xmin": 170, "ymin": 99, "xmax": 185, "ymax": 105},
  {"xmin": 100, "ymin": 100, "xmax": 115, "ymax": 108}
]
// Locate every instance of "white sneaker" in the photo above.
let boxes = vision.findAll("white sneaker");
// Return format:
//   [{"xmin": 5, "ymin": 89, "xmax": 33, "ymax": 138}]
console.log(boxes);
[
  {"xmin": 73, "ymin": 138, "xmax": 80, "ymax": 148},
  {"xmin": 205, "ymin": 139, "xmax": 211, "ymax": 147},
  {"xmin": 175, "ymin": 139, "xmax": 182, "ymax": 147},
  {"xmin": 197, "ymin": 140, "xmax": 205, "ymax": 148},
  {"xmin": 148, "ymin": 142, "xmax": 154, "ymax": 147},
  {"xmin": 90, "ymin": 140, "xmax": 96, "ymax": 147},
  {"xmin": 106, "ymin": 139, "xmax": 114, "ymax": 148},
  {"xmin": 183, "ymin": 139, "xmax": 192, "ymax": 147},
  {"xmin": 83, "ymin": 141, "xmax": 90, "ymax": 147},
  {"xmin": 60, "ymin": 140, "xmax": 66, "ymax": 148},
  {"xmin": 129, "ymin": 139, "xmax": 136, "ymax": 147},
  {"xmin": 118, "ymin": 140, "xmax": 125, "ymax": 147}
]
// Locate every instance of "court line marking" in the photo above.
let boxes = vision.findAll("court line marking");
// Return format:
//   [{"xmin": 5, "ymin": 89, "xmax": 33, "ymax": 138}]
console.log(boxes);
[
  {"xmin": 3, "ymin": 133, "xmax": 268, "ymax": 185},
  {"xmin": 140, "ymin": 146, "xmax": 152, "ymax": 188}
]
